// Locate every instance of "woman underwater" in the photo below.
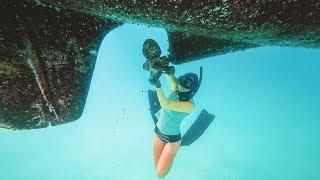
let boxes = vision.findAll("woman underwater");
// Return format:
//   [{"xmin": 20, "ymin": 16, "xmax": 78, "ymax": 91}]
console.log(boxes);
[{"xmin": 143, "ymin": 39, "xmax": 202, "ymax": 178}]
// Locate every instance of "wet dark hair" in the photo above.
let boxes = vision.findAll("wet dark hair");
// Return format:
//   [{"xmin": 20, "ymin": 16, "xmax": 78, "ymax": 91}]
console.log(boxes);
[
  {"xmin": 179, "ymin": 73, "xmax": 198, "ymax": 90},
  {"xmin": 142, "ymin": 39, "xmax": 161, "ymax": 60},
  {"xmin": 177, "ymin": 67, "xmax": 203, "ymax": 102},
  {"xmin": 177, "ymin": 73, "xmax": 199, "ymax": 101}
]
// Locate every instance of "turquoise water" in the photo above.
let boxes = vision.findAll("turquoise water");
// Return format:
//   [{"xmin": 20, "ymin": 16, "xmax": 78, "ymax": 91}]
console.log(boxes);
[{"xmin": 1, "ymin": 24, "xmax": 320, "ymax": 179}]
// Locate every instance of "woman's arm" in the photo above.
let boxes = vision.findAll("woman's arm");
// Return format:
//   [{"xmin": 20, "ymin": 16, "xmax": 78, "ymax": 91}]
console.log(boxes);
[
  {"xmin": 156, "ymin": 87, "xmax": 194, "ymax": 113},
  {"xmin": 166, "ymin": 74, "xmax": 178, "ymax": 91}
]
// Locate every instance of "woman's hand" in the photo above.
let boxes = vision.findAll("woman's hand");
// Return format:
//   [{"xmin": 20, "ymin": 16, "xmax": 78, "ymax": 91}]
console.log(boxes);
[
  {"xmin": 163, "ymin": 66, "xmax": 175, "ymax": 75},
  {"xmin": 154, "ymin": 65, "xmax": 175, "ymax": 75},
  {"xmin": 149, "ymin": 78, "xmax": 161, "ymax": 88}
]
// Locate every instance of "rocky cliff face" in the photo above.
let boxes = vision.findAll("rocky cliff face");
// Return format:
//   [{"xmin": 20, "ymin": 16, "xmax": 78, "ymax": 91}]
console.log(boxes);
[
  {"xmin": 0, "ymin": 1, "xmax": 121, "ymax": 130},
  {"xmin": 1, "ymin": 0, "xmax": 319, "ymax": 130},
  {"xmin": 36, "ymin": 0, "xmax": 320, "ymax": 62}
]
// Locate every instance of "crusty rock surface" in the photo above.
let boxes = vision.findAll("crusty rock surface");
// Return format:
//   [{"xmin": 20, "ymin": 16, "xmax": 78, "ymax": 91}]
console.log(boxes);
[{"xmin": 0, "ymin": 0, "xmax": 319, "ymax": 130}]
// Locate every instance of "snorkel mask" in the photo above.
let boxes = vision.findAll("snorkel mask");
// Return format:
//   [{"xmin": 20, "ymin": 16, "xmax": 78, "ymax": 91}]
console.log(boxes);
[{"xmin": 177, "ymin": 66, "xmax": 203, "ymax": 102}]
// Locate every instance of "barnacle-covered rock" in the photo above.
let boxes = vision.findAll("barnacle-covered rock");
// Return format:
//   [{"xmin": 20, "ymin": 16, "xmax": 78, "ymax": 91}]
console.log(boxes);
[
  {"xmin": 0, "ymin": 1, "xmax": 121, "ymax": 130},
  {"xmin": 0, "ymin": 0, "xmax": 319, "ymax": 130}
]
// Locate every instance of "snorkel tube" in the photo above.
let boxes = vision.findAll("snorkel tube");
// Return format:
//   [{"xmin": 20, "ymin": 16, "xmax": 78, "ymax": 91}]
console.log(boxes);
[{"xmin": 195, "ymin": 66, "xmax": 203, "ymax": 94}]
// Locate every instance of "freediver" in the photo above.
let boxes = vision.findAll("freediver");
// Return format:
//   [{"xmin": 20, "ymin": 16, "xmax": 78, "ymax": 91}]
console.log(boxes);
[{"xmin": 142, "ymin": 39, "xmax": 213, "ymax": 178}]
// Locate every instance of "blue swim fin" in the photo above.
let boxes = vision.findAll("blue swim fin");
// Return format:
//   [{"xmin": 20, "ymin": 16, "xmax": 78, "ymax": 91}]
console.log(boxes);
[
  {"xmin": 148, "ymin": 90, "xmax": 161, "ymax": 125},
  {"xmin": 147, "ymin": 90, "xmax": 215, "ymax": 146},
  {"xmin": 181, "ymin": 109, "xmax": 215, "ymax": 146}
]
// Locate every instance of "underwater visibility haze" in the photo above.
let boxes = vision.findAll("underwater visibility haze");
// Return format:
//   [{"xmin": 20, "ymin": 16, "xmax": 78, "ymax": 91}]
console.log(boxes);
[{"xmin": 1, "ymin": 24, "xmax": 320, "ymax": 179}]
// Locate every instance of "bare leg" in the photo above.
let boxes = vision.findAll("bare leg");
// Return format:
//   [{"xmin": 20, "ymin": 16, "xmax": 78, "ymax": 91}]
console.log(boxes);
[
  {"xmin": 153, "ymin": 133, "xmax": 166, "ymax": 168},
  {"xmin": 156, "ymin": 140, "xmax": 181, "ymax": 178}
]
